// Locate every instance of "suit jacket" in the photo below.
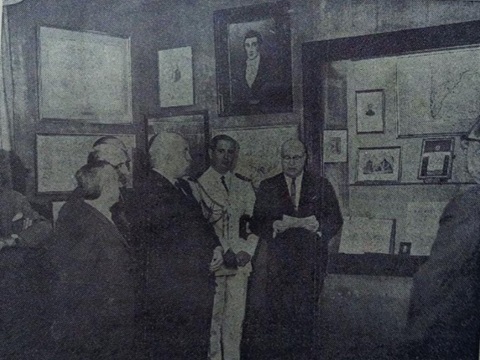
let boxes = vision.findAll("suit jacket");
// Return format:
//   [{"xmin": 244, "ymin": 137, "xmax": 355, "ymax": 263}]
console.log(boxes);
[
  {"xmin": 251, "ymin": 171, "xmax": 343, "ymax": 253},
  {"xmin": 248, "ymin": 171, "xmax": 343, "ymax": 353},
  {"xmin": 404, "ymin": 186, "xmax": 480, "ymax": 359},
  {"xmin": 129, "ymin": 170, "xmax": 219, "ymax": 358},
  {"xmin": 49, "ymin": 197, "xmax": 135, "ymax": 358},
  {"xmin": 0, "ymin": 188, "xmax": 52, "ymax": 247},
  {"xmin": 231, "ymin": 55, "xmax": 288, "ymax": 107}
]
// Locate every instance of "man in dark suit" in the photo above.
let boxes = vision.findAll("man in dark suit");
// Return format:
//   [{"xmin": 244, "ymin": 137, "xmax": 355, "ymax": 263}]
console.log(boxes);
[
  {"xmin": 250, "ymin": 139, "xmax": 343, "ymax": 359},
  {"xmin": 400, "ymin": 118, "xmax": 480, "ymax": 360},
  {"xmin": 130, "ymin": 132, "xmax": 223, "ymax": 359}
]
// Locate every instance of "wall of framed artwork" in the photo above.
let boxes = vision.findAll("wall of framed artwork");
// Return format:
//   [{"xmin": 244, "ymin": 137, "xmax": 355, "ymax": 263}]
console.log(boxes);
[
  {"xmin": 158, "ymin": 46, "xmax": 194, "ymax": 108},
  {"xmin": 144, "ymin": 110, "xmax": 209, "ymax": 179},
  {"xmin": 35, "ymin": 133, "xmax": 136, "ymax": 194},
  {"xmin": 214, "ymin": 1, "xmax": 292, "ymax": 116},
  {"xmin": 38, "ymin": 26, "xmax": 132, "ymax": 124}
]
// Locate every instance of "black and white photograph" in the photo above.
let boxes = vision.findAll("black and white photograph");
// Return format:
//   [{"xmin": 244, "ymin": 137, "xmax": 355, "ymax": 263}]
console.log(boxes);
[{"xmin": 3, "ymin": 1, "xmax": 480, "ymax": 360}]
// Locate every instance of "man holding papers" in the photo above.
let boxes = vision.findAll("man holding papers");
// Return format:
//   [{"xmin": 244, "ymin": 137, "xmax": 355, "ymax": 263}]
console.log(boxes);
[{"xmin": 250, "ymin": 139, "xmax": 343, "ymax": 359}]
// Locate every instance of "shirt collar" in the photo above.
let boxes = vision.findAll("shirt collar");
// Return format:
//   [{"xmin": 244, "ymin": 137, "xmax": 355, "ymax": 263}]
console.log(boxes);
[{"xmin": 284, "ymin": 171, "xmax": 304, "ymax": 184}]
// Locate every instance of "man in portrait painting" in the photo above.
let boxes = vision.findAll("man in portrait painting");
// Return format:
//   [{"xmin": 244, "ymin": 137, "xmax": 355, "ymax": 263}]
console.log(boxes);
[{"xmin": 230, "ymin": 29, "xmax": 289, "ymax": 110}]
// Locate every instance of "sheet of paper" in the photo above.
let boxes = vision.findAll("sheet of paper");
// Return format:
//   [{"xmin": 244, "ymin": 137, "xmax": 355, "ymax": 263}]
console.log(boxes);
[{"xmin": 339, "ymin": 216, "xmax": 394, "ymax": 254}]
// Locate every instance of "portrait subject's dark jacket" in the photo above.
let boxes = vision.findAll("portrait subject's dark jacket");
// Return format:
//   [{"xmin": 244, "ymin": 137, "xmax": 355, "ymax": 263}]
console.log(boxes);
[
  {"xmin": 249, "ymin": 171, "xmax": 343, "ymax": 354},
  {"xmin": 49, "ymin": 198, "xmax": 135, "ymax": 359},
  {"xmin": 129, "ymin": 170, "xmax": 219, "ymax": 359},
  {"xmin": 231, "ymin": 55, "xmax": 290, "ymax": 109},
  {"xmin": 404, "ymin": 185, "xmax": 480, "ymax": 360}
]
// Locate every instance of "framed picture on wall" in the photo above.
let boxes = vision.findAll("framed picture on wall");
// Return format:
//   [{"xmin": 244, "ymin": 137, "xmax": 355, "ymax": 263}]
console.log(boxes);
[
  {"xmin": 355, "ymin": 90, "xmax": 385, "ymax": 133},
  {"xmin": 356, "ymin": 147, "xmax": 401, "ymax": 183},
  {"xmin": 158, "ymin": 46, "xmax": 194, "ymax": 108},
  {"xmin": 144, "ymin": 110, "xmax": 209, "ymax": 179},
  {"xmin": 418, "ymin": 138, "xmax": 454, "ymax": 180},
  {"xmin": 36, "ymin": 133, "xmax": 136, "ymax": 194},
  {"xmin": 323, "ymin": 130, "xmax": 347, "ymax": 163},
  {"xmin": 214, "ymin": 1, "xmax": 292, "ymax": 116},
  {"xmin": 38, "ymin": 26, "xmax": 132, "ymax": 123}
]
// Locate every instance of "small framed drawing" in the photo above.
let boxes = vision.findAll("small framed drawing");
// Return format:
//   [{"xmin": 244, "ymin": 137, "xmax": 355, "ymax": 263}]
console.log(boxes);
[
  {"xmin": 145, "ymin": 109, "xmax": 209, "ymax": 179},
  {"xmin": 158, "ymin": 46, "xmax": 194, "ymax": 107},
  {"xmin": 323, "ymin": 130, "xmax": 347, "ymax": 163},
  {"xmin": 356, "ymin": 147, "xmax": 401, "ymax": 183},
  {"xmin": 356, "ymin": 89, "xmax": 385, "ymax": 134},
  {"xmin": 36, "ymin": 133, "xmax": 136, "ymax": 194},
  {"xmin": 418, "ymin": 138, "xmax": 454, "ymax": 181}
]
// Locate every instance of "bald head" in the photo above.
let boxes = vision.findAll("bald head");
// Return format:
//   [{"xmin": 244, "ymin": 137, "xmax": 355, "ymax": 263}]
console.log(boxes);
[
  {"xmin": 149, "ymin": 132, "xmax": 192, "ymax": 180},
  {"xmin": 281, "ymin": 139, "xmax": 306, "ymax": 178}
]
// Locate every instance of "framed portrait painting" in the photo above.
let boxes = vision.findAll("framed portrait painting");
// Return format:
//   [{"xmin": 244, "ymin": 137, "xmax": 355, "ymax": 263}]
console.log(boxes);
[{"xmin": 214, "ymin": 1, "xmax": 292, "ymax": 116}]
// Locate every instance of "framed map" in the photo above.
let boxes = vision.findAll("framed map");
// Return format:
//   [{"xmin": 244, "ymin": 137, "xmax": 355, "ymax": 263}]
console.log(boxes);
[
  {"xmin": 212, "ymin": 125, "xmax": 298, "ymax": 188},
  {"xmin": 397, "ymin": 46, "xmax": 480, "ymax": 137},
  {"xmin": 36, "ymin": 133, "xmax": 136, "ymax": 194},
  {"xmin": 38, "ymin": 26, "xmax": 132, "ymax": 123}
]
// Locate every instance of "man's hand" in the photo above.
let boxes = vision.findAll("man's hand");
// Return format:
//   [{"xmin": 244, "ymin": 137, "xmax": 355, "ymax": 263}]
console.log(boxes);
[
  {"xmin": 236, "ymin": 251, "xmax": 251, "ymax": 267},
  {"xmin": 209, "ymin": 246, "xmax": 224, "ymax": 272},
  {"xmin": 303, "ymin": 216, "xmax": 319, "ymax": 233},
  {"xmin": 273, "ymin": 220, "xmax": 289, "ymax": 234}
]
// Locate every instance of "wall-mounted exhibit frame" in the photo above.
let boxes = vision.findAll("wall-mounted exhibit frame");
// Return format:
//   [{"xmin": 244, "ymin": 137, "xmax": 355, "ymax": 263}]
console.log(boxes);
[
  {"xmin": 323, "ymin": 130, "xmax": 347, "ymax": 163},
  {"xmin": 35, "ymin": 133, "xmax": 136, "ymax": 195},
  {"xmin": 355, "ymin": 89, "xmax": 384, "ymax": 134},
  {"xmin": 302, "ymin": 20, "xmax": 480, "ymax": 174},
  {"xmin": 144, "ymin": 109, "xmax": 209, "ymax": 179},
  {"xmin": 418, "ymin": 138, "xmax": 454, "ymax": 181},
  {"xmin": 158, "ymin": 46, "xmax": 194, "ymax": 108},
  {"xmin": 38, "ymin": 26, "xmax": 132, "ymax": 123},
  {"xmin": 356, "ymin": 147, "xmax": 401, "ymax": 184}
]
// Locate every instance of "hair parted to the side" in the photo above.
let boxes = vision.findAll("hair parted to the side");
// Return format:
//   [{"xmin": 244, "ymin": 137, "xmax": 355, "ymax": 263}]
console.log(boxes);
[
  {"xmin": 75, "ymin": 161, "xmax": 115, "ymax": 200},
  {"xmin": 209, "ymin": 134, "xmax": 239, "ymax": 151},
  {"xmin": 244, "ymin": 30, "xmax": 263, "ymax": 45}
]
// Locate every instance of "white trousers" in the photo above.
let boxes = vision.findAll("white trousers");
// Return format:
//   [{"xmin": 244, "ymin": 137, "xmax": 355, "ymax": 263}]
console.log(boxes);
[{"xmin": 209, "ymin": 269, "xmax": 250, "ymax": 360}]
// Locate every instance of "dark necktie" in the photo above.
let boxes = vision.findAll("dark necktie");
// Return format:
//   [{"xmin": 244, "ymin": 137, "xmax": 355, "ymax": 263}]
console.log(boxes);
[
  {"xmin": 290, "ymin": 177, "xmax": 297, "ymax": 210},
  {"xmin": 175, "ymin": 178, "xmax": 193, "ymax": 198},
  {"xmin": 221, "ymin": 175, "xmax": 229, "ymax": 194}
]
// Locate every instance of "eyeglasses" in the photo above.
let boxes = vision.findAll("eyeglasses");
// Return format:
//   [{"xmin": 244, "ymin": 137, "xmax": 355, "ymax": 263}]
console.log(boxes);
[
  {"xmin": 282, "ymin": 155, "xmax": 305, "ymax": 161},
  {"xmin": 113, "ymin": 160, "xmax": 131, "ymax": 171}
]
